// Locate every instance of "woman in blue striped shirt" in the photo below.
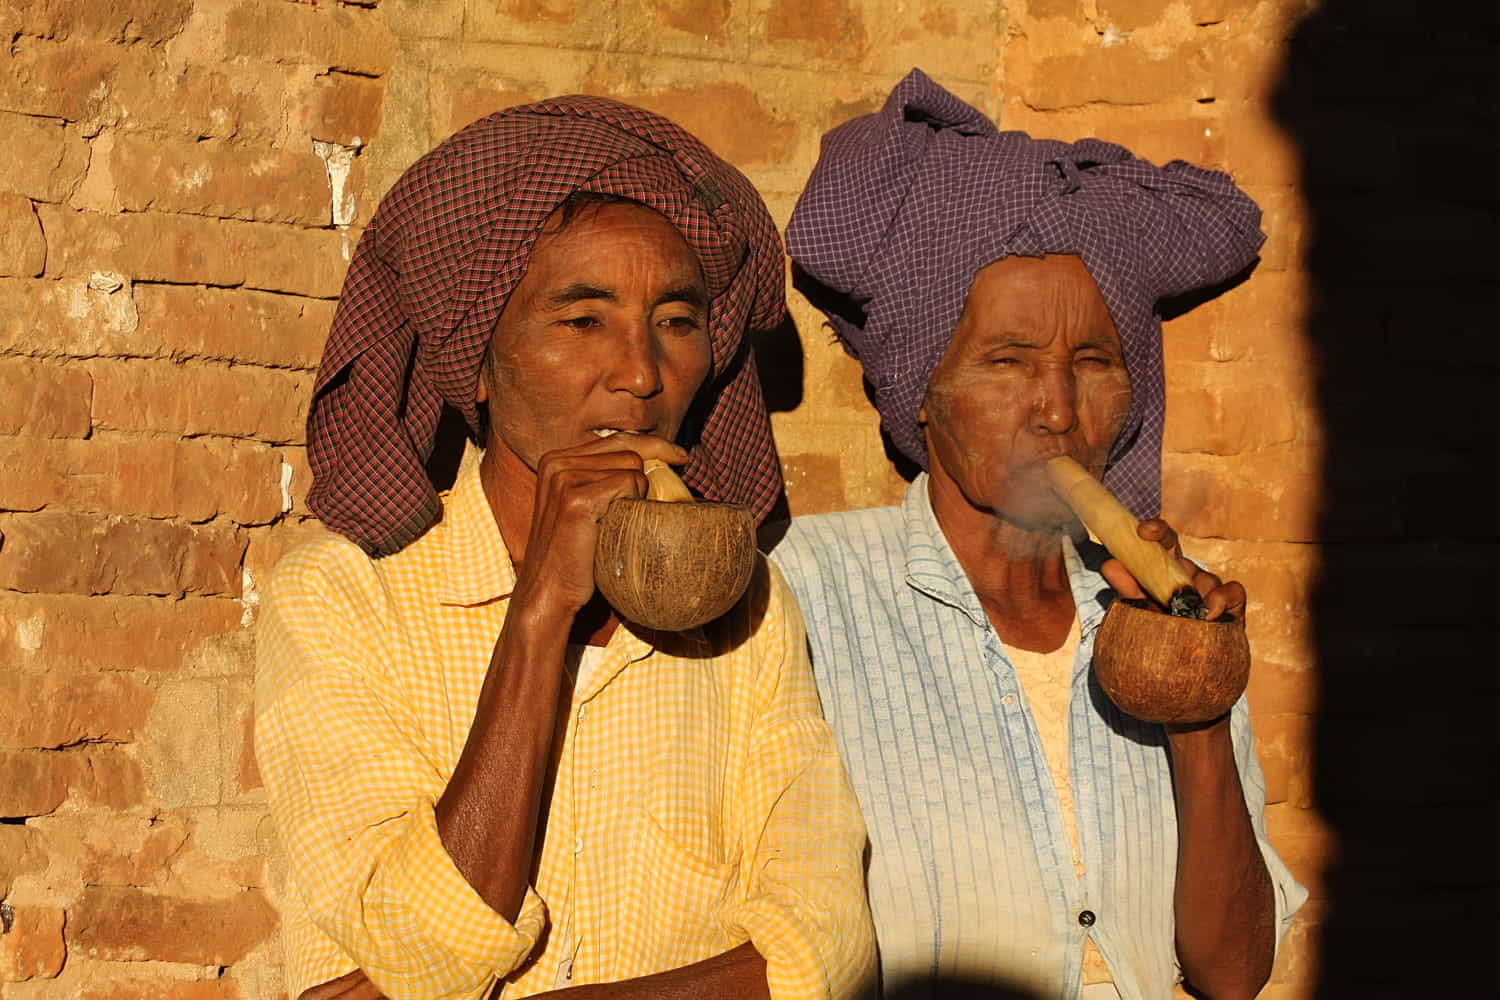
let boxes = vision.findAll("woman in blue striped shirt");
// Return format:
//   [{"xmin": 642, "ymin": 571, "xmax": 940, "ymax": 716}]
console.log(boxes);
[{"xmin": 771, "ymin": 70, "xmax": 1306, "ymax": 1000}]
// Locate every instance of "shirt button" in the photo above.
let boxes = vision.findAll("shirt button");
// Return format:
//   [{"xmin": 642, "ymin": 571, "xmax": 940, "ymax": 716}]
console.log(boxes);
[
  {"xmin": 578, "ymin": 704, "xmax": 588, "ymax": 720},
  {"xmin": 573, "ymin": 837, "xmax": 584, "ymax": 854},
  {"xmin": 1078, "ymin": 909, "xmax": 1096, "ymax": 927},
  {"xmin": 1001, "ymin": 695, "xmax": 1015, "ymax": 706}
]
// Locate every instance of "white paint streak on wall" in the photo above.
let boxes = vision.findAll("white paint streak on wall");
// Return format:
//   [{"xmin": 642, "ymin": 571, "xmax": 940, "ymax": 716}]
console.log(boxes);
[
  {"xmin": 280, "ymin": 460, "xmax": 294, "ymax": 514},
  {"xmin": 314, "ymin": 138, "xmax": 361, "ymax": 260},
  {"xmin": 240, "ymin": 566, "xmax": 260, "ymax": 628},
  {"xmin": 16, "ymin": 612, "xmax": 45, "ymax": 651}
]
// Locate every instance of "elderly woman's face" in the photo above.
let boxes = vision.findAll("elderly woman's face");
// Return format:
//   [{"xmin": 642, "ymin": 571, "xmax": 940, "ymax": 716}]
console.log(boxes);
[
  {"xmin": 478, "ymin": 201, "xmax": 712, "ymax": 468},
  {"xmin": 920, "ymin": 254, "xmax": 1132, "ymax": 530}
]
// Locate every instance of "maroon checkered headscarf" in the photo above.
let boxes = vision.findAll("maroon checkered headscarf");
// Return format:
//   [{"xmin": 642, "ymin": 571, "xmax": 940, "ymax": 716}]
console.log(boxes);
[
  {"xmin": 307, "ymin": 96, "xmax": 786, "ymax": 556},
  {"xmin": 786, "ymin": 69, "xmax": 1264, "ymax": 518}
]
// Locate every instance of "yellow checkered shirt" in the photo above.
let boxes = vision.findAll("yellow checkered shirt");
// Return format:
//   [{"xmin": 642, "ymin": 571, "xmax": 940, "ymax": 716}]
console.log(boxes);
[{"xmin": 255, "ymin": 455, "xmax": 876, "ymax": 999}]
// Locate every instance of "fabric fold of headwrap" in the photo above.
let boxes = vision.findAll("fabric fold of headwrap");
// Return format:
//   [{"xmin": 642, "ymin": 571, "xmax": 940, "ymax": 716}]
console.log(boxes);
[
  {"xmin": 786, "ymin": 68, "xmax": 1266, "ymax": 519},
  {"xmin": 307, "ymin": 96, "xmax": 787, "ymax": 556}
]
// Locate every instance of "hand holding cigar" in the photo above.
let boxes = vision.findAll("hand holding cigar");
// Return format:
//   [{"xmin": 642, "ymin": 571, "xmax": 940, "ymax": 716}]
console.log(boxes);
[{"xmin": 1044, "ymin": 456, "xmax": 1251, "ymax": 724}]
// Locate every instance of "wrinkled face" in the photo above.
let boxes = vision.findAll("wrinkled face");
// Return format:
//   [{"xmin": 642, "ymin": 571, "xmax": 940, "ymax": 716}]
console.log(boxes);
[
  {"xmin": 477, "ymin": 201, "xmax": 712, "ymax": 469},
  {"xmin": 920, "ymin": 254, "xmax": 1132, "ymax": 530}
]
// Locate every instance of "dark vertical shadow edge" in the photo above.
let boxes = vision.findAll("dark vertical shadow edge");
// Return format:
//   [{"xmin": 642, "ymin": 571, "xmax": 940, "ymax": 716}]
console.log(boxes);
[{"xmin": 1272, "ymin": 2, "xmax": 1500, "ymax": 995}]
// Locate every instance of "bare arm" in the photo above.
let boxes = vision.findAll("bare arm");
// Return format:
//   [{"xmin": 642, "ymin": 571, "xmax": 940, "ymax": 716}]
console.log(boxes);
[
  {"xmin": 1103, "ymin": 519, "xmax": 1275, "ymax": 998},
  {"xmin": 434, "ymin": 437, "xmax": 688, "ymax": 922},
  {"xmin": 1165, "ymin": 716, "xmax": 1275, "ymax": 999}
]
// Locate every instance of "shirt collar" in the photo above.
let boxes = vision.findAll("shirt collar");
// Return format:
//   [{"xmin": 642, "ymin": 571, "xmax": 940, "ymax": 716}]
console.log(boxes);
[
  {"xmin": 902, "ymin": 473, "xmax": 1113, "ymax": 639},
  {"xmin": 436, "ymin": 444, "xmax": 519, "ymax": 606}
]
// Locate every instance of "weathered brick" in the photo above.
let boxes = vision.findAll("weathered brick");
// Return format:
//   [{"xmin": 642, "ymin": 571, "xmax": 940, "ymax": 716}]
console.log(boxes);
[
  {"xmin": 0, "ymin": 436, "xmax": 284, "ymax": 524},
  {"xmin": 1161, "ymin": 446, "xmax": 1321, "ymax": 543},
  {"xmin": 135, "ymin": 284, "xmax": 331, "ymax": 368},
  {"xmin": 883, "ymin": 10, "xmax": 1006, "ymax": 82},
  {"xmin": 1014, "ymin": 37, "xmax": 1213, "ymax": 109},
  {"xmin": 0, "ymin": 824, "xmax": 41, "ymax": 896},
  {"xmin": 222, "ymin": 0, "xmax": 398, "ymax": 76},
  {"xmin": 38, "ymin": 205, "xmax": 247, "ymax": 286},
  {"xmin": 1251, "ymin": 712, "xmax": 1314, "ymax": 808},
  {"xmin": 1162, "ymin": 272, "xmax": 1313, "ymax": 369},
  {"xmin": 426, "ymin": 70, "xmax": 531, "ymax": 144},
  {"xmin": 68, "ymin": 886, "xmax": 278, "ymax": 965},
  {"xmin": 0, "ymin": 664, "xmax": 154, "ymax": 748},
  {"xmin": 0, "ymin": 112, "xmax": 89, "ymax": 202},
  {"xmin": 80, "ymin": 979, "xmax": 243, "ymax": 1000},
  {"xmin": 379, "ymin": 0, "xmax": 466, "ymax": 39},
  {"xmin": 109, "ymin": 134, "xmax": 330, "ymax": 226},
  {"xmin": 142, "ymin": 677, "xmax": 223, "ymax": 808},
  {"xmin": 1163, "ymin": 361, "xmax": 1305, "ymax": 456},
  {"xmin": 0, "ymin": 36, "xmax": 144, "ymax": 124},
  {"xmin": 622, "ymin": 83, "xmax": 797, "ymax": 170},
  {"xmin": 37, "ymin": 206, "xmax": 348, "ymax": 298},
  {"xmin": 130, "ymin": 63, "xmax": 287, "ymax": 144},
  {"xmin": 779, "ymin": 451, "xmax": 847, "ymax": 519},
  {"xmin": 1263, "ymin": 803, "xmax": 1334, "ymax": 899},
  {"xmin": 6, "ymin": 0, "xmax": 193, "ymax": 45},
  {"xmin": 765, "ymin": 0, "xmax": 869, "ymax": 64},
  {"xmin": 1093, "ymin": 113, "xmax": 1228, "ymax": 172},
  {"xmin": 0, "ymin": 359, "xmax": 92, "ymax": 438},
  {"xmin": 465, "ymin": 0, "xmax": 615, "ymax": 47},
  {"xmin": 33, "ymin": 810, "xmax": 188, "ymax": 890},
  {"xmin": 296, "ymin": 72, "xmax": 385, "ymax": 147},
  {"xmin": 1095, "ymin": 0, "xmax": 1175, "ymax": 32},
  {"xmin": 0, "ymin": 195, "xmax": 46, "ymax": 278},
  {"xmin": 236, "ymin": 221, "xmax": 350, "ymax": 299},
  {"xmin": 619, "ymin": 0, "xmax": 735, "ymax": 52},
  {"xmin": 0, "ymin": 749, "xmax": 70, "ymax": 817},
  {"xmin": 1219, "ymin": 109, "xmax": 1302, "ymax": 187},
  {"xmin": 0, "ymin": 512, "xmax": 245, "ymax": 597},
  {"xmin": 89, "ymin": 359, "xmax": 312, "ymax": 445},
  {"xmin": 0, "ymin": 904, "xmax": 66, "ymax": 983},
  {"xmin": 0, "ymin": 593, "xmax": 238, "ymax": 676},
  {"xmin": 0, "ymin": 277, "xmax": 140, "ymax": 358}
]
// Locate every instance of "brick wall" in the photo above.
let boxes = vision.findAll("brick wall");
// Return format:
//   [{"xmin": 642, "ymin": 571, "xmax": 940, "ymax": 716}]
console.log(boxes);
[{"xmin": 0, "ymin": 1, "xmax": 1399, "ymax": 996}]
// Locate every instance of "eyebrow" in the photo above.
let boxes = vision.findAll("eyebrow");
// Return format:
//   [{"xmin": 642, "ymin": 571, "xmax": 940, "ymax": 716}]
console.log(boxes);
[
  {"xmin": 657, "ymin": 283, "xmax": 708, "ymax": 310},
  {"xmin": 542, "ymin": 282, "xmax": 708, "ymax": 311},
  {"xmin": 544, "ymin": 283, "xmax": 616, "ymax": 308}
]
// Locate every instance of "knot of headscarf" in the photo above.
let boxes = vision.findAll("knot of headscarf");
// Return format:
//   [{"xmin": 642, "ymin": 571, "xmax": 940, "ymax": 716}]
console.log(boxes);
[
  {"xmin": 307, "ymin": 95, "xmax": 787, "ymax": 556},
  {"xmin": 786, "ymin": 68, "xmax": 1265, "ymax": 519}
]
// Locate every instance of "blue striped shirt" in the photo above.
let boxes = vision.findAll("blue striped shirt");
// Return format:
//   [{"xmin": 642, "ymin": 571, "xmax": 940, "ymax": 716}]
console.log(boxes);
[{"xmin": 771, "ymin": 476, "xmax": 1306, "ymax": 1000}]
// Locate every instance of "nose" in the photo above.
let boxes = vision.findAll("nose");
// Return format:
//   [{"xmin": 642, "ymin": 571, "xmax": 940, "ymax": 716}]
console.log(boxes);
[
  {"xmin": 1032, "ymin": 365, "xmax": 1079, "ymax": 435},
  {"xmin": 606, "ymin": 319, "xmax": 663, "ymax": 398}
]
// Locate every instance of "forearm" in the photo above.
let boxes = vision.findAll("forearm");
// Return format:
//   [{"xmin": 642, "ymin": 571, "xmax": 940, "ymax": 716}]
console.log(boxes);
[
  {"xmin": 542, "ymin": 942, "xmax": 770, "ymax": 1000},
  {"xmin": 436, "ymin": 602, "xmax": 570, "ymax": 922},
  {"xmin": 1167, "ymin": 716, "xmax": 1275, "ymax": 999}
]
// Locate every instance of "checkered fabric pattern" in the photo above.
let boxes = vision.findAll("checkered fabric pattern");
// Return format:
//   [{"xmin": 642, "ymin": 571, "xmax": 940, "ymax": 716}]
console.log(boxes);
[
  {"xmin": 307, "ymin": 96, "xmax": 787, "ymax": 556},
  {"xmin": 255, "ymin": 451, "xmax": 876, "ymax": 1000},
  {"xmin": 785, "ymin": 69, "xmax": 1265, "ymax": 519}
]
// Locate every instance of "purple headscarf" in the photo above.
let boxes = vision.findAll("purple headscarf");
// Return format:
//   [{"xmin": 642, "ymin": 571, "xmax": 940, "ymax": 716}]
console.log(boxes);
[{"xmin": 785, "ymin": 69, "xmax": 1265, "ymax": 518}]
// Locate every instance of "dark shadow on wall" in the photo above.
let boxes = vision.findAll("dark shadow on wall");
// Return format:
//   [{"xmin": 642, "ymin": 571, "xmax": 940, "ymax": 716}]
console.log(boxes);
[{"xmin": 1272, "ymin": 3, "xmax": 1499, "ymax": 996}]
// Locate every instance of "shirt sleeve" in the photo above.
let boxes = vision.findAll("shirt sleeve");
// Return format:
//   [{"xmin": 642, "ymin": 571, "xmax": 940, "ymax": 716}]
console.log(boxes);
[
  {"xmin": 1229, "ymin": 697, "xmax": 1310, "ymax": 952},
  {"xmin": 719, "ymin": 558, "xmax": 879, "ymax": 1000},
  {"xmin": 254, "ymin": 540, "xmax": 547, "ymax": 999}
]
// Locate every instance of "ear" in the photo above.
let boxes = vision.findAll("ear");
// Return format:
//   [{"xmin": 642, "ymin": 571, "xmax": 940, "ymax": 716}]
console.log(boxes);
[{"xmin": 475, "ymin": 375, "xmax": 488, "ymax": 404}]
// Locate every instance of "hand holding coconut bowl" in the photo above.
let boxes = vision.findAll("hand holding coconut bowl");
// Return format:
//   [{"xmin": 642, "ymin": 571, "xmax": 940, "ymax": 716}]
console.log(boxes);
[{"xmin": 771, "ymin": 70, "xmax": 1305, "ymax": 1000}]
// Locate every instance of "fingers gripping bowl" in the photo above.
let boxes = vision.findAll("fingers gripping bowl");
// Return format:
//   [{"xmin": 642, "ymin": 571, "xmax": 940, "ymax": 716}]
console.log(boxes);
[
  {"xmin": 593, "ymin": 460, "xmax": 758, "ymax": 632},
  {"xmin": 1045, "ymin": 457, "xmax": 1251, "ymax": 724}
]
